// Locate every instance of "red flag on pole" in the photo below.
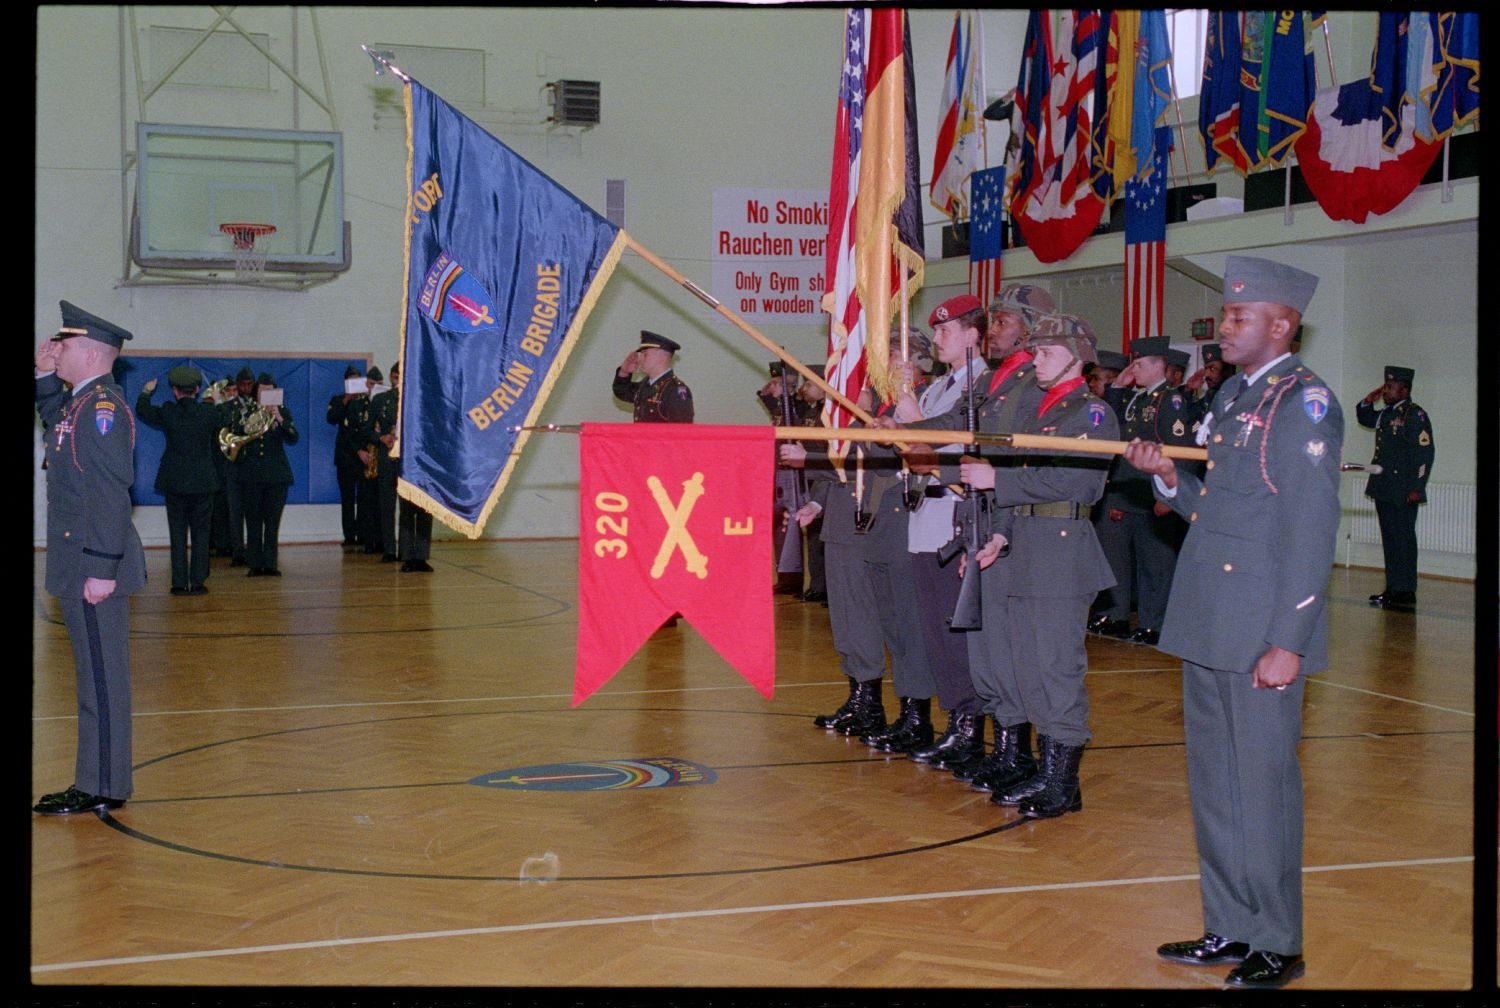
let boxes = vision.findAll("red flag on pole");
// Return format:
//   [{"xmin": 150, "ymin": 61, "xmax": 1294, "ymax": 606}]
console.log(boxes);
[{"xmin": 575, "ymin": 423, "xmax": 775, "ymax": 706}]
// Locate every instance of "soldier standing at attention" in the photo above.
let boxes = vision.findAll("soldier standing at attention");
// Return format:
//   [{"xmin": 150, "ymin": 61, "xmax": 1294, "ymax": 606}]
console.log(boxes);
[
  {"xmin": 612, "ymin": 330, "xmax": 694, "ymax": 423},
  {"xmin": 1127, "ymin": 255, "xmax": 1339, "ymax": 990},
  {"xmin": 1356, "ymin": 365, "xmax": 1433, "ymax": 613},
  {"xmin": 33, "ymin": 301, "xmax": 147, "ymax": 815}
]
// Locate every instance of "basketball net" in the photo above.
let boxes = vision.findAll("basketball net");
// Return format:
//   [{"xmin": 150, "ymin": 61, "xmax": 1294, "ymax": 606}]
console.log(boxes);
[{"xmin": 220, "ymin": 223, "xmax": 276, "ymax": 283}]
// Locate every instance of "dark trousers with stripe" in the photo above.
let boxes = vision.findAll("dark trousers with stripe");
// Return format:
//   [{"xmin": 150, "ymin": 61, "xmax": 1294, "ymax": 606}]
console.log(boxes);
[
  {"xmin": 59, "ymin": 593, "xmax": 134, "ymax": 800},
  {"xmin": 1374, "ymin": 498, "xmax": 1420, "ymax": 595}
]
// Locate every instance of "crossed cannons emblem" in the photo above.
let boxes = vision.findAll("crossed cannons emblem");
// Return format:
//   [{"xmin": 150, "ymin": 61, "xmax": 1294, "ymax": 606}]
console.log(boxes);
[{"xmin": 647, "ymin": 472, "xmax": 708, "ymax": 579}]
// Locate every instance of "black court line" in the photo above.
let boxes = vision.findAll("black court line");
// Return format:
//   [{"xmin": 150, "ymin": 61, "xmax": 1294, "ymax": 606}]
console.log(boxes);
[{"xmin": 94, "ymin": 705, "xmax": 1477, "ymax": 884}]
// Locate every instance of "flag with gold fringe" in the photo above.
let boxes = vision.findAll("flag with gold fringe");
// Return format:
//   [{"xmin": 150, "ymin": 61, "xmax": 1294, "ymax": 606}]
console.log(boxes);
[{"xmin": 396, "ymin": 78, "xmax": 627, "ymax": 537}]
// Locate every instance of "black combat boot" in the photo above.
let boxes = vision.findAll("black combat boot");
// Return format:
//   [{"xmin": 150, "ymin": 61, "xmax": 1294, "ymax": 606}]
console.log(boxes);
[
  {"xmin": 910, "ymin": 710, "xmax": 984, "ymax": 769},
  {"xmin": 862, "ymin": 697, "xmax": 933, "ymax": 753},
  {"xmin": 1018, "ymin": 737, "xmax": 1085, "ymax": 818},
  {"xmin": 967, "ymin": 722, "xmax": 1036, "ymax": 793},
  {"xmin": 813, "ymin": 677, "xmax": 858, "ymax": 729},
  {"xmin": 834, "ymin": 679, "xmax": 886, "ymax": 736},
  {"xmin": 993, "ymin": 732, "xmax": 1053, "ymax": 807}
]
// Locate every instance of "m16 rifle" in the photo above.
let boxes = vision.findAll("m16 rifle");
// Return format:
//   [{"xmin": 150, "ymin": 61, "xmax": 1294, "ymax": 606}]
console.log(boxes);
[{"xmin": 935, "ymin": 345, "xmax": 992, "ymax": 630}]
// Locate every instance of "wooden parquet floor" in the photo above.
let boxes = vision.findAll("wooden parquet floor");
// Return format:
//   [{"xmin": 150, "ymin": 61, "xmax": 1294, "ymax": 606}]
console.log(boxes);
[{"xmin": 30, "ymin": 541, "xmax": 1483, "ymax": 994}]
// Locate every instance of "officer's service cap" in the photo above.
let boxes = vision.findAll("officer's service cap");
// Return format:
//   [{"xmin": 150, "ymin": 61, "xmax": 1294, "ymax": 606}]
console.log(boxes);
[
  {"xmin": 989, "ymin": 284, "xmax": 1056, "ymax": 328},
  {"xmin": 1129, "ymin": 336, "xmax": 1171, "ymax": 359},
  {"xmin": 1223, "ymin": 255, "xmax": 1319, "ymax": 314},
  {"xmin": 1385, "ymin": 365, "xmax": 1415, "ymax": 387},
  {"xmin": 1096, "ymin": 350, "xmax": 1128, "ymax": 372},
  {"xmin": 168, "ymin": 365, "xmax": 203, "ymax": 389},
  {"xmin": 236, "ymin": 366, "xmax": 256, "ymax": 383},
  {"xmin": 1201, "ymin": 343, "xmax": 1224, "ymax": 364},
  {"xmin": 256, "ymin": 372, "xmax": 275, "ymax": 386},
  {"xmin": 1164, "ymin": 348, "xmax": 1191, "ymax": 370},
  {"xmin": 54, "ymin": 301, "xmax": 133, "ymax": 347},
  {"xmin": 636, "ymin": 330, "xmax": 681, "ymax": 354},
  {"xmin": 927, "ymin": 294, "xmax": 983, "ymax": 327}
]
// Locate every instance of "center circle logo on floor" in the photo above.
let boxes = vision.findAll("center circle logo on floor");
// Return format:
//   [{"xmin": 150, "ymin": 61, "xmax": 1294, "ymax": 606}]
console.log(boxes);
[{"xmin": 468, "ymin": 756, "xmax": 716, "ymax": 791}]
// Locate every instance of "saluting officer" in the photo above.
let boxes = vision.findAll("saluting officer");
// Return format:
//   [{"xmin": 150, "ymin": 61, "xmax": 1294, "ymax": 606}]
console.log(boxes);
[
  {"xmin": 1357, "ymin": 365, "xmax": 1434, "ymax": 612},
  {"xmin": 34, "ymin": 301, "xmax": 147, "ymax": 815},
  {"xmin": 136, "ymin": 365, "xmax": 228, "ymax": 595},
  {"xmin": 612, "ymin": 330, "xmax": 694, "ymax": 423},
  {"xmin": 1127, "ymin": 255, "xmax": 1340, "ymax": 990},
  {"xmin": 1090, "ymin": 336, "xmax": 1199, "ymax": 645}
]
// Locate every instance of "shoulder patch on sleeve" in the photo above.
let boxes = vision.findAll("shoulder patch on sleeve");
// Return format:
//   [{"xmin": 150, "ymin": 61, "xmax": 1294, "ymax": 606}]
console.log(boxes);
[{"xmin": 1302, "ymin": 386, "xmax": 1330, "ymax": 424}]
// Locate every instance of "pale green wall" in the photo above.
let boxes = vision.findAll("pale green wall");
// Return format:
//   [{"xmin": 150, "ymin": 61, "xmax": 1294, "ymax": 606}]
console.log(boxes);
[{"xmin": 35, "ymin": 7, "xmax": 1477, "ymax": 580}]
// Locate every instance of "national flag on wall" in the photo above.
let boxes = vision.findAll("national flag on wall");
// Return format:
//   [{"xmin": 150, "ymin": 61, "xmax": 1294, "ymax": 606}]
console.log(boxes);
[
  {"xmin": 930, "ymin": 10, "xmax": 986, "ymax": 222},
  {"xmin": 1199, "ymin": 12, "xmax": 1249, "ymax": 174},
  {"xmin": 1009, "ymin": 10, "xmax": 1109, "ymax": 264},
  {"xmin": 822, "ymin": 8, "xmax": 924, "ymax": 432},
  {"xmin": 398, "ymin": 79, "xmax": 626, "ymax": 537},
  {"xmin": 1414, "ymin": 11, "xmax": 1481, "ymax": 143},
  {"xmin": 968, "ymin": 166, "xmax": 1005, "ymax": 313},
  {"xmin": 574, "ymin": 423, "xmax": 774, "ymax": 705},
  {"xmin": 1261, "ymin": 11, "xmax": 1317, "ymax": 165},
  {"xmin": 1123, "ymin": 125, "xmax": 1172, "ymax": 344},
  {"xmin": 1294, "ymin": 11, "xmax": 1443, "ymax": 225}
]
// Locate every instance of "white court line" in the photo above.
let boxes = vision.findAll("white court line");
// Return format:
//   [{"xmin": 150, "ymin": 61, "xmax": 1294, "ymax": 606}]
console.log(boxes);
[{"xmin": 31, "ymin": 855, "xmax": 1472, "ymax": 975}]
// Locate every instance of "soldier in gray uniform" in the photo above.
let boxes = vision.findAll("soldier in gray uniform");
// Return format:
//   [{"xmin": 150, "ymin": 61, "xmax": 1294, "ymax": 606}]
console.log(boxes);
[
  {"xmin": 136, "ymin": 366, "xmax": 228, "ymax": 595},
  {"xmin": 1128, "ymin": 255, "xmax": 1340, "ymax": 990},
  {"xmin": 33, "ymin": 301, "xmax": 147, "ymax": 815},
  {"xmin": 957, "ymin": 313, "xmax": 1117, "ymax": 817},
  {"xmin": 1356, "ymin": 365, "xmax": 1434, "ymax": 612},
  {"xmin": 612, "ymin": 330, "xmax": 694, "ymax": 423},
  {"xmin": 888, "ymin": 283, "xmax": 1052, "ymax": 777},
  {"xmin": 1090, "ymin": 336, "xmax": 1199, "ymax": 645}
]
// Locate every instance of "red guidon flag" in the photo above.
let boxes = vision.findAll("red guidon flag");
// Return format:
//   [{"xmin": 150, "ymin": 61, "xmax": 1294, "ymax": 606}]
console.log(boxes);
[{"xmin": 575, "ymin": 423, "xmax": 775, "ymax": 705}]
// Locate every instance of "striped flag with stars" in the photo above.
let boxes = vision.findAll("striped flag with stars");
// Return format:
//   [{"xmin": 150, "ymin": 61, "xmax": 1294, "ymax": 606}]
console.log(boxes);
[{"xmin": 967, "ymin": 166, "xmax": 1005, "ymax": 310}]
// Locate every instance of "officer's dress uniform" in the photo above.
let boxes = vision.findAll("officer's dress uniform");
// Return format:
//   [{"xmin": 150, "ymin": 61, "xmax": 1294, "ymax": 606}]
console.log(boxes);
[
  {"xmin": 222, "ymin": 389, "xmax": 258, "ymax": 564},
  {"xmin": 372, "ymin": 383, "xmax": 433, "ymax": 570},
  {"xmin": 1156, "ymin": 354, "xmax": 1343, "ymax": 964},
  {"xmin": 1095, "ymin": 378, "xmax": 1198, "ymax": 638},
  {"xmin": 234, "ymin": 401, "xmax": 298, "ymax": 575},
  {"xmin": 612, "ymin": 369, "xmax": 694, "ymax": 423},
  {"xmin": 37, "ymin": 370, "xmax": 147, "ymax": 804},
  {"xmin": 984, "ymin": 373, "xmax": 1117, "ymax": 813},
  {"xmin": 1356, "ymin": 392, "xmax": 1433, "ymax": 604},
  {"xmin": 136, "ymin": 380, "xmax": 225, "ymax": 593}
]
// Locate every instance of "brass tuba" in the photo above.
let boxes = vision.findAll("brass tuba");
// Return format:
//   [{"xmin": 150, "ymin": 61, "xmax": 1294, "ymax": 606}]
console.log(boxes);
[{"xmin": 219, "ymin": 406, "xmax": 272, "ymax": 462}]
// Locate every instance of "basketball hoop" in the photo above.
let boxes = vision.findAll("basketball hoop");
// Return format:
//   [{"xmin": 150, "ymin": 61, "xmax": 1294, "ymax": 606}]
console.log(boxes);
[{"xmin": 219, "ymin": 222, "xmax": 277, "ymax": 282}]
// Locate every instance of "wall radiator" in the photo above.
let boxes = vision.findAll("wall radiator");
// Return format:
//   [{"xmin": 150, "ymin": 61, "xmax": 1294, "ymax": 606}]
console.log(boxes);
[{"xmin": 1346, "ymin": 479, "xmax": 1476, "ymax": 556}]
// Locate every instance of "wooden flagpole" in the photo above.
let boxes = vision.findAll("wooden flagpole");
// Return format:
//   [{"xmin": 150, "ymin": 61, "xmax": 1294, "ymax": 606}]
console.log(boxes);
[{"xmin": 622, "ymin": 234, "xmax": 876, "ymax": 426}]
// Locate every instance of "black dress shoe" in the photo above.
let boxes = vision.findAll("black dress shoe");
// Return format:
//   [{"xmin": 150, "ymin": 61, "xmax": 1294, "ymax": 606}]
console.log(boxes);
[
  {"xmin": 1368, "ymin": 591, "xmax": 1389, "ymax": 605},
  {"xmin": 263, "ymin": 568, "xmax": 281, "ymax": 577},
  {"xmin": 1224, "ymin": 950, "xmax": 1305, "ymax": 989},
  {"xmin": 247, "ymin": 567, "xmax": 265, "ymax": 577},
  {"xmin": 1378, "ymin": 590, "xmax": 1416, "ymax": 613},
  {"xmin": 362, "ymin": 545, "xmax": 381, "ymax": 555},
  {"xmin": 1125, "ymin": 627, "xmax": 1160, "ymax": 646},
  {"xmin": 188, "ymin": 585, "xmax": 208, "ymax": 595},
  {"xmin": 381, "ymin": 553, "xmax": 399, "ymax": 563},
  {"xmin": 1088, "ymin": 615, "xmax": 1130, "ymax": 636},
  {"xmin": 33, "ymin": 786, "xmax": 125, "ymax": 816},
  {"xmin": 411, "ymin": 560, "xmax": 434, "ymax": 572},
  {"xmin": 170, "ymin": 586, "xmax": 190, "ymax": 596},
  {"xmin": 1157, "ymin": 933, "xmax": 1250, "ymax": 965},
  {"xmin": 799, "ymin": 590, "xmax": 828, "ymax": 603}
]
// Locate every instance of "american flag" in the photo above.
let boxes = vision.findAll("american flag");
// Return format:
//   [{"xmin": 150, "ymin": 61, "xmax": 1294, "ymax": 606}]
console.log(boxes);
[
  {"xmin": 822, "ymin": 8, "xmax": 923, "ymax": 437},
  {"xmin": 968, "ymin": 166, "xmax": 1005, "ymax": 312},
  {"xmin": 1123, "ymin": 124, "xmax": 1171, "ymax": 344}
]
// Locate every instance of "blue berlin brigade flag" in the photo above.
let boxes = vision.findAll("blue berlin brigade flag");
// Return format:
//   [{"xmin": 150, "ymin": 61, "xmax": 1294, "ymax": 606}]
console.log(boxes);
[{"xmin": 398, "ymin": 79, "xmax": 627, "ymax": 536}]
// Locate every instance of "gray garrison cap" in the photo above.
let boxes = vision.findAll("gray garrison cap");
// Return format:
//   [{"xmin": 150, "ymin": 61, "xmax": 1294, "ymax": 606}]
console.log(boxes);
[{"xmin": 1223, "ymin": 255, "xmax": 1319, "ymax": 314}]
